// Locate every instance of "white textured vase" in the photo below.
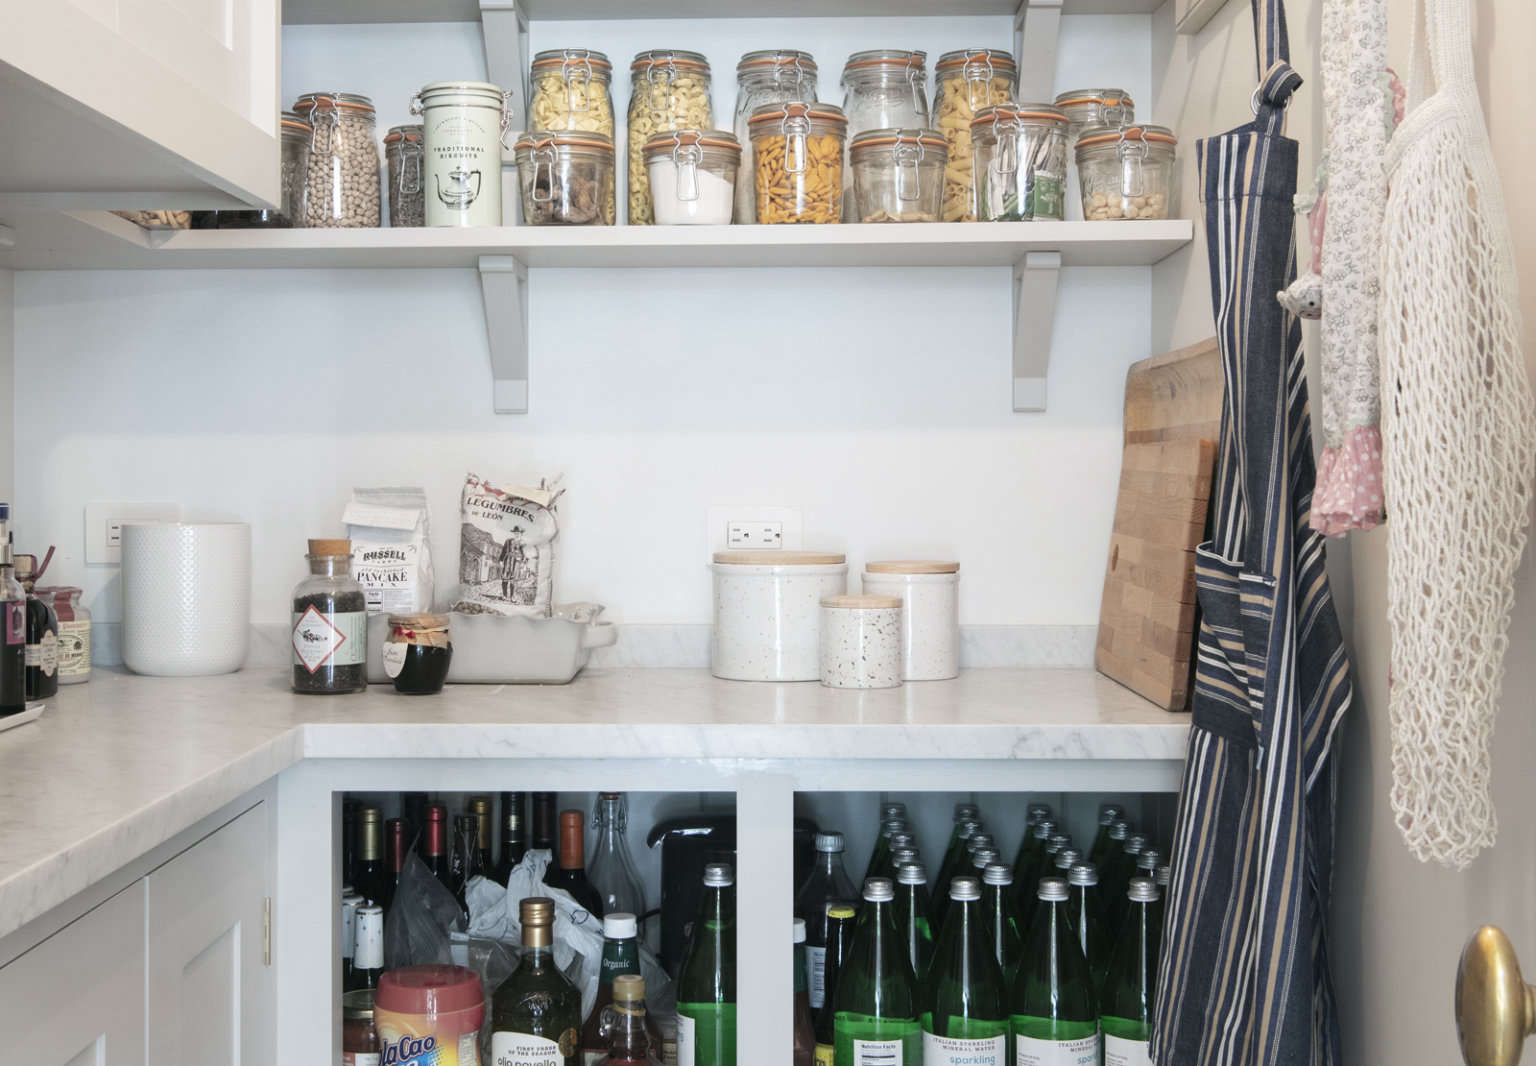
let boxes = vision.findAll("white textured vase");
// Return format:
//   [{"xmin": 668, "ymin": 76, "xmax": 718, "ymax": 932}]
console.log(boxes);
[{"xmin": 122, "ymin": 522, "xmax": 250, "ymax": 676}]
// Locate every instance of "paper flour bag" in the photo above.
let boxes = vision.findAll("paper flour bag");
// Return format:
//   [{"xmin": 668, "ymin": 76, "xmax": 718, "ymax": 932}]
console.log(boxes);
[
  {"xmin": 343, "ymin": 487, "xmax": 434, "ymax": 614},
  {"xmin": 453, "ymin": 472, "xmax": 563, "ymax": 617}
]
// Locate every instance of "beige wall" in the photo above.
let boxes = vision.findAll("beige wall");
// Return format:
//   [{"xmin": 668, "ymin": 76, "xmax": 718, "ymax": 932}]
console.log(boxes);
[{"xmin": 1151, "ymin": 0, "xmax": 1536, "ymax": 1059}]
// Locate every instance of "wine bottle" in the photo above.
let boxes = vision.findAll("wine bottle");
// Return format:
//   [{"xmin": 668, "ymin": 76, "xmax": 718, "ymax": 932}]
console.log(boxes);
[
  {"xmin": 339, "ymin": 890, "xmax": 362, "ymax": 987},
  {"xmin": 385, "ymin": 817, "xmax": 406, "ymax": 900},
  {"xmin": 341, "ymin": 798, "xmax": 360, "ymax": 891},
  {"xmin": 468, "ymin": 795, "xmax": 494, "ymax": 874},
  {"xmin": 814, "ymin": 903, "xmax": 857, "ymax": 1066},
  {"xmin": 922, "ymin": 876, "xmax": 1009, "ymax": 1066},
  {"xmin": 581, "ymin": 913, "xmax": 662, "ymax": 1066},
  {"xmin": 346, "ymin": 903, "xmax": 385, "ymax": 993},
  {"xmin": 1088, "ymin": 804, "xmax": 1126, "ymax": 867},
  {"xmin": 549, "ymin": 809, "xmax": 605, "ymax": 918},
  {"xmin": 864, "ymin": 817, "xmax": 907, "ymax": 883},
  {"xmin": 931, "ymin": 814, "xmax": 982, "ymax": 929},
  {"xmin": 421, "ymin": 804, "xmax": 454, "ymax": 897},
  {"xmin": 893, "ymin": 862, "xmax": 935, "ymax": 982},
  {"xmin": 980, "ymin": 864, "xmax": 1024, "ymax": 985},
  {"xmin": 450, "ymin": 813, "xmax": 480, "ymax": 922},
  {"xmin": 793, "ymin": 918, "xmax": 816, "ymax": 1066},
  {"xmin": 532, "ymin": 791, "xmax": 558, "ymax": 852},
  {"xmin": 1010, "ymin": 877, "xmax": 1099, "ymax": 1066},
  {"xmin": 492, "ymin": 896, "xmax": 583, "ymax": 1065},
  {"xmin": 495, "ymin": 790, "xmax": 527, "ymax": 883},
  {"xmin": 833, "ymin": 877, "xmax": 921, "ymax": 1065},
  {"xmin": 401, "ymin": 792, "xmax": 428, "ymax": 851},
  {"xmin": 794, "ymin": 831, "xmax": 859, "ymax": 1013},
  {"xmin": 0, "ymin": 507, "xmax": 26, "ymax": 717},
  {"xmin": 354, "ymin": 806, "xmax": 392, "ymax": 912},
  {"xmin": 1101, "ymin": 878, "xmax": 1161, "ymax": 1066},
  {"xmin": 1067, "ymin": 862, "xmax": 1112, "ymax": 992},
  {"xmin": 676, "ymin": 863, "xmax": 737, "ymax": 1066},
  {"xmin": 588, "ymin": 793, "xmax": 647, "ymax": 932},
  {"xmin": 605, "ymin": 974, "xmax": 661, "ymax": 1066}
]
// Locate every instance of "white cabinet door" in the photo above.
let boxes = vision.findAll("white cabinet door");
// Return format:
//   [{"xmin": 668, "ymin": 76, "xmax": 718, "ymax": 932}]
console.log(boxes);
[
  {"xmin": 145, "ymin": 802, "xmax": 274, "ymax": 1066},
  {"xmin": 0, "ymin": 881, "xmax": 147, "ymax": 1065},
  {"xmin": 0, "ymin": 0, "xmax": 279, "ymax": 208}
]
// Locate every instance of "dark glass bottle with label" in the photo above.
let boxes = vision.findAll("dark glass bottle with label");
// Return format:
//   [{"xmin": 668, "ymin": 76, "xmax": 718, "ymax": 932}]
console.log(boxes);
[
  {"xmin": 532, "ymin": 791, "xmax": 559, "ymax": 853},
  {"xmin": 814, "ymin": 903, "xmax": 857, "ymax": 1066},
  {"xmin": 795, "ymin": 831, "xmax": 859, "ymax": 1015},
  {"xmin": 450, "ymin": 813, "xmax": 479, "ymax": 923},
  {"xmin": 494, "ymin": 791, "xmax": 527, "ymax": 883},
  {"xmin": 794, "ymin": 917, "xmax": 816, "ymax": 1066},
  {"xmin": 354, "ymin": 806, "xmax": 391, "ymax": 912},
  {"xmin": 0, "ymin": 510, "xmax": 27, "ymax": 717},
  {"xmin": 346, "ymin": 903, "xmax": 385, "ymax": 993},
  {"xmin": 549, "ymin": 809, "xmax": 604, "ymax": 918},
  {"xmin": 468, "ymin": 796, "xmax": 494, "ymax": 873},
  {"xmin": 421, "ymin": 804, "xmax": 454, "ymax": 897},
  {"xmin": 15, "ymin": 555, "xmax": 57, "ymax": 701},
  {"xmin": 492, "ymin": 896, "xmax": 583, "ymax": 1065}
]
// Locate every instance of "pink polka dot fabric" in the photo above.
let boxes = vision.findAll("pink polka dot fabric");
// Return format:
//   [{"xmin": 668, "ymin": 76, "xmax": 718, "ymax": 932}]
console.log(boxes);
[{"xmin": 1311, "ymin": 424, "xmax": 1385, "ymax": 535}]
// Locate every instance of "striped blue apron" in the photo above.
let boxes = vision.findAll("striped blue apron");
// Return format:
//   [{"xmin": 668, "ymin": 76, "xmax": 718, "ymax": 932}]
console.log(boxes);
[{"xmin": 1150, "ymin": 0, "xmax": 1355, "ymax": 1063}]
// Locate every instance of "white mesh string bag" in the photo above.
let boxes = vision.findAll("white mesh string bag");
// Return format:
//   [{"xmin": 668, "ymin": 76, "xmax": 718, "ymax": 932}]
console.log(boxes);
[{"xmin": 1379, "ymin": 0, "xmax": 1536, "ymax": 869}]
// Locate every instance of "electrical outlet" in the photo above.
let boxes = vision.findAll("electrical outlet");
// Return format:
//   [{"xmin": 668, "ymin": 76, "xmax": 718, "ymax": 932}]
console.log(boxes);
[
  {"xmin": 727, "ymin": 521, "xmax": 784, "ymax": 549},
  {"xmin": 707, "ymin": 506, "xmax": 803, "ymax": 554},
  {"xmin": 85, "ymin": 502, "xmax": 182, "ymax": 564}
]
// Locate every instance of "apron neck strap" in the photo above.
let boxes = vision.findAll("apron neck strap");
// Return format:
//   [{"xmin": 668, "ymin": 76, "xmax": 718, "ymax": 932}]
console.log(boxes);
[{"xmin": 1249, "ymin": 0, "xmax": 1301, "ymax": 135}]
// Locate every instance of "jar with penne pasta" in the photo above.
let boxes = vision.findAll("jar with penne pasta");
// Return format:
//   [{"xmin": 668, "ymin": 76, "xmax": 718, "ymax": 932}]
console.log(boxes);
[
  {"xmin": 748, "ymin": 101, "xmax": 847, "ymax": 224},
  {"xmin": 933, "ymin": 48, "xmax": 1018, "ymax": 221}
]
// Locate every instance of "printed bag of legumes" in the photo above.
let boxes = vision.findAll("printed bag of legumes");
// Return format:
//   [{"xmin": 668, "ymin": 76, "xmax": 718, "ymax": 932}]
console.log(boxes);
[{"xmin": 452, "ymin": 473, "xmax": 563, "ymax": 618}]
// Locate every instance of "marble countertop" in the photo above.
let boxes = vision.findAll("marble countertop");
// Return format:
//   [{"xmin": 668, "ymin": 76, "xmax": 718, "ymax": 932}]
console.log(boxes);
[{"xmin": 0, "ymin": 666, "xmax": 1188, "ymax": 942}]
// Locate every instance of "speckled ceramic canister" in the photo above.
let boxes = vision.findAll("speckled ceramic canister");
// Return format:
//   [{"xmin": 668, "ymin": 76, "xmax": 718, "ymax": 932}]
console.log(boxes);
[
  {"xmin": 862, "ymin": 560, "xmax": 961, "ymax": 680},
  {"xmin": 819, "ymin": 594, "xmax": 903, "ymax": 689},
  {"xmin": 711, "ymin": 551, "xmax": 848, "ymax": 681}
]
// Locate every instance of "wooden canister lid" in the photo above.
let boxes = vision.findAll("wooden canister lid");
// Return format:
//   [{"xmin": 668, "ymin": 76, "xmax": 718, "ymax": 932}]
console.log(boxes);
[
  {"xmin": 308, "ymin": 538, "xmax": 352, "ymax": 556},
  {"xmin": 822, "ymin": 594, "xmax": 903, "ymax": 609},
  {"xmin": 713, "ymin": 550, "xmax": 846, "ymax": 565},
  {"xmin": 866, "ymin": 560, "xmax": 960, "ymax": 574}
]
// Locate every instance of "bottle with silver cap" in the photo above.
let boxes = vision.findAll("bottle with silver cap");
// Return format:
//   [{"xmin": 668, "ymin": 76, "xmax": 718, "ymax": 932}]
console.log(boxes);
[
  {"xmin": 888, "ymin": 848, "xmax": 921, "ymax": 882},
  {"xmin": 932, "ymin": 816, "xmax": 983, "ymax": 929},
  {"xmin": 492, "ymin": 896, "xmax": 583, "ymax": 1061},
  {"xmin": 865, "ymin": 816, "xmax": 909, "ymax": 882},
  {"xmin": 1010, "ymin": 818, "xmax": 1057, "ymax": 916},
  {"xmin": 922, "ymin": 875, "xmax": 1009, "ymax": 1062},
  {"xmin": 1068, "ymin": 862, "xmax": 1112, "ymax": 990},
  {"xmin": 833, "ymin": 877, "xmax": 920, "ymax": 1061},
  {"xmin": 893, "ymin": 862, "xmax": 935, "ymax": 980},
  {"xmin": 969, "ymin": 848, "xmax": 1000, "ymax": 875},
  {"xmin": 1026, "ymin": 803, "xmax": 1053, "ymax": 826},
  {"xmin": 676, "ymin": 863, "xmax": 737, "ymax": 1066},
  {"xmin": 1105, "ymin": 833, "xmax": 1148, "ymax": 931},
  {"xmin": 1054, "ymin": 847, "xmax": 1082, "ymax": 876},
  {"xmin": 1100, "ymin": 877, "xmax": 1162, "ymax": 1066},
  {"xmin": 796, "ymin": 832, "xmax": 859, "ymax": 1013},
  {"xmin": 966, "ymin": 832, "xmax": 997, "ymax": 857},
  {"xmin": 1152, "ymin": 864, "xmax": 1170, "ymax": 941},
  {"xmin": 1089, "ymin": 803, "xmax": 1127, "ymax": 866},
  {"xmin": 1010, "ymin": 877, "xmax": 1099, "ymax": 1062},
  {"xmin": 0, "ymin": 505, "xmax": 24, "ymax": 717},
  {"xmin": 1094, "ymin": 819, "xmax": 1131, "ymax": 890},
  {"xmin": 980, "ymin": 863, "xmax": 1024, "ymax": 983},
  {"xmin": 1115, "ymin": 849, "xmax": 1162, "ymax": 937}
]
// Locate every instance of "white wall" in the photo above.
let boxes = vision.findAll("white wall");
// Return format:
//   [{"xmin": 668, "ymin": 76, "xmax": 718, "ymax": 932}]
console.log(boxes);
[
  {"xmin": 12, "ymin": 13, "xmax": 1168, "ymax": 640},
  {"xmin": 0, "ymin": 269, "xmax": 11, "ymax": 507}
]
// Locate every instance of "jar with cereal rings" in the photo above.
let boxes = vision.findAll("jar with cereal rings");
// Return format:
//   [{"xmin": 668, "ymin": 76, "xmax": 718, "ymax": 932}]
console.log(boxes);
[
  {"xmin": 748, "ymin": 101, "xmax": 847, "ymax": 224},
  {"xmin": 970, "ymin": 103, "xmax": 1069, "ymax": 221},
  {"xmin": 733, "ymin": 50, "xmax": 819, "ymax": 222},
  {"xmin": 932, "ymin": 49, "xmax": 1017, "ymax": 222},
  {"xmin": 293, "ymin": 91, "xmax": 382, "ymax": 228},
  {"xmin": 529, "ymin": 49, "xmax": 616, "ymax": 223},
  {"xmin": 1075, "ymin": 124, "xmax": 1176, "ymax": 220},
  {"xmin": 627, "ymin": 50, "xmax": 713, "ymax": 225}
]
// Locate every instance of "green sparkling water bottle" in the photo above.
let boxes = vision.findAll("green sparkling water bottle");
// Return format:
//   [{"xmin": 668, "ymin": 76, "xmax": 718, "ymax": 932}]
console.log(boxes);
[
  {"xmin": 1116, "ymin": 850, "xmax": 1162, "ymax": 936},
  {"xmin": 922, "ymin": 875, "xmax": 1009, "ymax": 1066},
  {"xmin": 1011, "ymin": 819, "xmax": 1057, "ymax": 920},
  {"xmin": 1010, "ymin": 877, "xmax": 1099, "ymax": 1066},
  {"xmin": 865, "ymin": 815, "xmax": 908, "ymax": 883},
  {"xmin": 676, "ymin": 863, "xmax": 736, "ymax": 1066},
  {"xmin": 932, "ymin": 812, "xmax": 983, "ymax": 929},
  {"xmin": 1104, "ymin": 834, "xmax": 1147, "ymax": 934},
  {"xmin": 980, "ymin": 863, "xmax": 1024, "ymax": 985},
  {"xmin": 1087, "ymin": 804, "xmax": 1126, "ymax": 868},
  {"xmin": 834, "ymin": 877, "xmax": 922, "ymax": 1065},
  {"xmin": 893, "ymin": 862, "xmax": 935, "ymax": 982},
  {"xmin": 1066, "ymin": 862, "xmax": 1112, "ymax": 993},
  {"xmin": 1101, "ymin": 877, "xmax": 1162, "ymax": 1066}
]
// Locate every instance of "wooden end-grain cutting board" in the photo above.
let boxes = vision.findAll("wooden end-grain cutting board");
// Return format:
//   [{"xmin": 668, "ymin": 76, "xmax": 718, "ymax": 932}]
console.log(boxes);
[{"xmin": 1095, "ymin": 338, "xmax": 1224, "ymax": 710}]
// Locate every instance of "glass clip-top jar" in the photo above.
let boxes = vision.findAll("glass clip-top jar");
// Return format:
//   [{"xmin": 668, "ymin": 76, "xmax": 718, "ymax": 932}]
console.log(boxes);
[
  {"xmin": 970, "ymin": 103, "xmax": 1070, "ymax": 221},
  {"xmin": 383, "ymin": 124, "xmax": 425, "ymax": 227},
  {"xmin": 1076, "ymin": 124, "xmax": 1177, "ymax": 220},
  {"xmin": 850, "ymin": 127, "xmax": 947, "ymax": 222},
  {"xmin": 514, "ymin": 130, "xmax": 615, "ymax": 226},
  {"xmin": 1053, "ymin": 88, "xmax": 1135, "ymax": 143},
  {"xmin": 293, "ymin": 91, "xmax": 382, "ymax": 228},
  {"xmin": 748, "ymin": 101, "xmax": 847, "ymax": 224},
  {"xmin": 292, "ymin": 538, "xmax": 367, "ymax": 694},
  {"xmin": 644, "ymin": 129, "xmax": 740, "ymax": 225},
  {"xmin": 384, "ymin": 613, "xmax": 452, "ymax": 695},
  {"xmin": 933, "ymin": 48, "xmax": 1018, "ymax": 222},
  {"xmin": 627, "ymin": 49, "xmax": 714, "ymax": 225},
  {"xmin": 733, "ymin": 49, "xmax": 819, "ymax": 222}
]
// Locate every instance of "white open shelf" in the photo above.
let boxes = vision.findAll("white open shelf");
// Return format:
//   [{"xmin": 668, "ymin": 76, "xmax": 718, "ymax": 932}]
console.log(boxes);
[{"xmin": 283, "ymin": 0, "xmax": 1167, "ymax": 23}]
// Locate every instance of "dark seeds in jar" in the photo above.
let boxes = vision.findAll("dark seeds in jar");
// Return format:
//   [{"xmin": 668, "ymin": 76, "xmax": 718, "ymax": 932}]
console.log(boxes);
[{"xmin": 293, "ymin": 588, "xmax": 367, "ymax": 693}]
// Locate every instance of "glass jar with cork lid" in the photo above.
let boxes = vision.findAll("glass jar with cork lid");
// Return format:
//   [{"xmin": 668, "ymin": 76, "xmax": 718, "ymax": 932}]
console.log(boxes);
[{"xmin": 292, "ymin": 539, "xmax": 367, "ymax": 694}]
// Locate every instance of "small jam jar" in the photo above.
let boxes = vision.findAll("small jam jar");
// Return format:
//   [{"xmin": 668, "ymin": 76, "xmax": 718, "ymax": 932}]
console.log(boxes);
[
  {"xmin": 343, "ymin": 989, "xmax": 379, "ymax": 1066},
  {"xmin": 384, "ymin": 613, "xmax": 452, "ymax": 694}
]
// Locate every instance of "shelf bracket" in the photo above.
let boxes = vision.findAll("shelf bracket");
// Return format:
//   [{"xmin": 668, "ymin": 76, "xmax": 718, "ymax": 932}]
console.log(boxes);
[
  {"xmin": 478, "ymin": 255, "xmax": 529, "ymax": 413},
  {"xmin": 1014, "ymin": 0, "xmax": 1065, "ymax": 103},
  {"xmin": 480, "ymin": 0, "xmax": 529, "ymax": 224},
  {"xmin": 1013, "ymin": 251, "xmax": 1061, "ymax": 412}
]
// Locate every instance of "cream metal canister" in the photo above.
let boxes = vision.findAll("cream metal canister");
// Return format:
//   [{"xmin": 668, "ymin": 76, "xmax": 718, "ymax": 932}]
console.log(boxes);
[
  {"xmin": 861, "ymin": 560, "xmax": 960, "ymax": 680},
  {"xmin": 413, "ymin": 81, "xmax": 510, "ymax": 227},
  {"xmin": 819, "ymin": 594, "xmax": 903, "ymax": 689},
  {"xmin": 710, "ymin": 551, "xmax": 847, "ymax": 681}
]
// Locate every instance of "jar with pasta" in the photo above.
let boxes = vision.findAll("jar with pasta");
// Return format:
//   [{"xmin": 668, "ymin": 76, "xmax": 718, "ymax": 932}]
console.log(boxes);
[
  {"xmin": 1076, "ymin": 124, "xmax": 1176, "ymax": 220},
  {"xmin": 627, "ymin": 50, "xmax": 713, "ymax": 225},
  {"xmin": 933, "ymin": 48, "xmax": 1017, "ymax": 222},
  {"xmin": 529, "ymin": 49, "xmax": 616, "ymax": 223},
  {"xmin": 1053, "ymin": 88, "xmax": 1135, "ymax": 144},
  {"xmin": 513, "ymin": 131, "xmax": 615, "ymax": 226},
  {"xmin": 850, "ymin": 128, "xmax": 947, "ymax": 222},
  {"xmin": 840, "ymin": 49, "xmax": 929, "ymax": 220},
  {"xmin": 733, "ymin": 50, "xmax": 819, "ymax": 222},
  {"xmin": 748, "ymin": 101, "xmax": 846, "ymax": 224},
  {"xmin": 293, "ymin": 91, "xmax": 382, "ymax": 228},
  {"xmin": 970, "ymin": 104, "xmax": 1069, "ymax": 221}
]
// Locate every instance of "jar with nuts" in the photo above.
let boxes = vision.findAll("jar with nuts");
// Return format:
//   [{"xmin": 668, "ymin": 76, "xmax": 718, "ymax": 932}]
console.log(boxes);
[
  {"xmin": 933, "ymin": 48, "xmax": 1018, "ymax": 222},
  {"xmin": 748, "ymin": 101, "xmax": 847, "ymax": 224},
  {"xmin": 733, "ymin": 50, "xmax": 819, "ymax": 223},
  {"xmin": 293, "ymin": 91, "xmax": 382, "ymax": 228},
  {"xmin": 970, "ymin": 104, "xmax": 1069, "ymax": 221},
  {"xmin": 383, "ymin": 125, "xmax": 425, "ymax": 227},
  {"xmin": 529, "ymin": 49, "xmax": 616, "ymax": 224},
  {"xmin": 513, "ymin": 131, "xmax": 615, "ymax": 226},
  {"xmin": 1075, "ymin": 124, "xmax": 1176, "ymax": 220},
  {"xmin": 627, "ymin": 50, "xmax": 714, "ymax": 225}
]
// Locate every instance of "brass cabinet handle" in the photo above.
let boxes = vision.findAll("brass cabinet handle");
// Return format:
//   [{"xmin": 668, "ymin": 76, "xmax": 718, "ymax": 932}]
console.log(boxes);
[{"xmin": 1458, "ymin": 926, "xmax": 1536, "ymax": 1066}]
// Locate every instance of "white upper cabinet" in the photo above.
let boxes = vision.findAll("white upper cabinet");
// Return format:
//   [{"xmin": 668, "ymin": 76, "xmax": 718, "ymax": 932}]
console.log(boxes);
[{"xmin": 0, "ymin": 0, "xmax": 280, "ymax": 209}]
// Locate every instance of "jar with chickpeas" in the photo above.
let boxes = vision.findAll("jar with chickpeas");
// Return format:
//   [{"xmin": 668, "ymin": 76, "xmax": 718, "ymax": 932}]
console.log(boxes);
[
  {"xmin": 529, "ymin": 49, "xmax": 616, "ymax": 223},
  {"xmin": 933, "ymin": 48, "xmax": 1017, "ymax": 222},
  {"xmin": 1076, "ymin": 124, "xmax": 1176, "ymax": 220},
  {"xmin": 293, "ymin": 91, "xmax": 382, "ymax": 228},
  {"xmin": 733, "ymin": 50, "xmax": 819, "ymax": 222},
  {"xmin": 627, "ymin": 50, "xmax": 713, "ymax": 225},
  {"xmin": 748, "ymin": 101, "xmax": 847, "ymax": 224}
]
